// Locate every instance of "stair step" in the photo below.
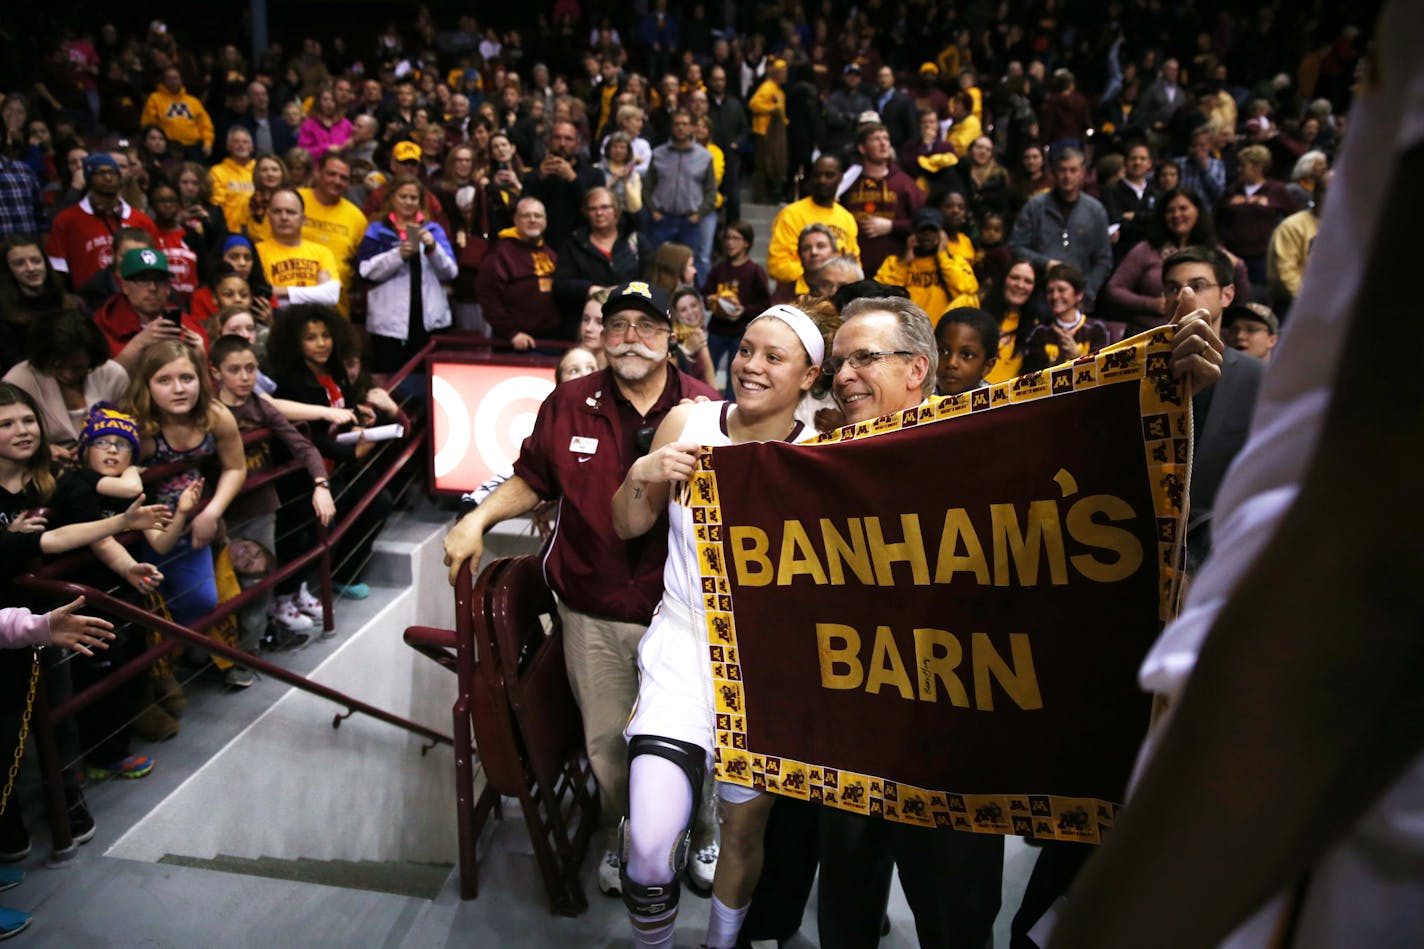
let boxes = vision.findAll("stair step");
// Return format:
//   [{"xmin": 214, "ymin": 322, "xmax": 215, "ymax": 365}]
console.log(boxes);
[{"xmin": 158, "ymin": 852, "xmax": 454, "ymax": 900}]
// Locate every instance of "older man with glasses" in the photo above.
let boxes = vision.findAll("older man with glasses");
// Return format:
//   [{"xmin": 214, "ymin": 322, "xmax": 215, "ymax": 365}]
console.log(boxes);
[
  {"xmin": 444, "ymin": 280, "xmax": 720, "ymax": 898},
  {"xmin": 817, "ymin": 290, "xmax": 1231, "ymax": 947}
]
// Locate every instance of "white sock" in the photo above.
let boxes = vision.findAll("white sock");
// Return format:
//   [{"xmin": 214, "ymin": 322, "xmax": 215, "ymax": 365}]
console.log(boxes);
[
  {"xmin": 705, "ymin": 894, "xmax": 749, "ymax": 949},
  {"xmin": 631, "ymin": 906, "xmax": 677, "ymax": 948}
]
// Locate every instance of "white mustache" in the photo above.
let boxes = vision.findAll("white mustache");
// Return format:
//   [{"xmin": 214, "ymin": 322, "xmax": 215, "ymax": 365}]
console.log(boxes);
[{"xmin": 606, "ymin": 341, "xmax": 662, "ymax": 360}]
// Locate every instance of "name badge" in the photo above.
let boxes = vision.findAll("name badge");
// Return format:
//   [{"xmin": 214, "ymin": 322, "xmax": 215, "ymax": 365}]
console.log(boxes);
[{"xmin": 569, "ymin": 436, "xmax": 599, "ymax": 455}]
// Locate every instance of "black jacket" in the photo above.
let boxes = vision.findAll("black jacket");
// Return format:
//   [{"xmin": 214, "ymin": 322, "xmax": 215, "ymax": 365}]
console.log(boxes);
[
  {"xmin": 1186, "ymin": 347, "xmax": 1265, "ymax": 569},
  {"xmin": 552, "ymin": 228, "xmax": 654, "ymax": 323}
]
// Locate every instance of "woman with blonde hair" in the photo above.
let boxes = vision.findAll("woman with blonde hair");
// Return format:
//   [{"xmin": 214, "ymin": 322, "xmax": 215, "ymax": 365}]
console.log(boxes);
[{"xmin": 229, "ymin": 153, "xmax": 288, "ymax": 242}]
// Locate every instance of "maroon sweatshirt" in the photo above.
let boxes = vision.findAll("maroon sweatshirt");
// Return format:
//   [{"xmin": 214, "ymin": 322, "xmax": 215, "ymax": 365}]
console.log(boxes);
[{"xmin": 476, "ymin": 230, "xmax": 561, "ymax": 341}]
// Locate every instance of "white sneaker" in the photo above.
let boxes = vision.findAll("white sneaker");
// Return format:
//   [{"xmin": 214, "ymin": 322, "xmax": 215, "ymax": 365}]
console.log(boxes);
[
  {"xmin": 686, "ymin": 841, "xmax": 718, "ymax": 894},
  {"xmin": 597, "ymin": 849, "xmax": 622, "ymax": 896},
  {"xmin": 224, "ymin": 666, "xmax": 256, "ymax": 688},
  {"xmin": 270, "ymin": 596, "xmax": 314, "ymax": 632},
  {"xmin": 293, "ymin": 582, "xmax": 324, "ymax": 619}
]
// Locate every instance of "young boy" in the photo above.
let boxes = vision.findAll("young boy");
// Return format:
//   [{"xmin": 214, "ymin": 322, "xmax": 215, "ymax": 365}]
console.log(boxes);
[
  {"xmin": 934, "ymin": 307, "xmax": 999, "ymax": 396},
  {"xmin": 49, "ymin": 404, "xmax": 174, "ymax": 772},
  {"xmin": 209, "ymin": 335, "xmax": 336, "ymax": 650}
]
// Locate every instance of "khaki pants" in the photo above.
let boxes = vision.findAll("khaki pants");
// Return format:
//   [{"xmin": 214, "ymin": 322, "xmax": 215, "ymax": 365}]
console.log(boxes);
[
  {"xmin": 558, "ymin": 603, "xmax": 645, "ymax": 850},
  {"xmin": 558, "ymin": 602, "xmax": 716, "ymax": 852}
]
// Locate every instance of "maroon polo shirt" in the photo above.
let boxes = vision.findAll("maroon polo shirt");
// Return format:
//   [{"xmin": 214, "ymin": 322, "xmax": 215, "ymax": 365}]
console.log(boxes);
[{"xmin": 513, "ymin": 362, "xmax": 720, "ymax": 624}]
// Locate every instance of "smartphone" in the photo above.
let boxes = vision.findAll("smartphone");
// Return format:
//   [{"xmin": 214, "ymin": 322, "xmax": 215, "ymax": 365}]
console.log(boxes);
[{"xmin": 163, "ymin": 307, "xmax": 183, "ymax": 326}]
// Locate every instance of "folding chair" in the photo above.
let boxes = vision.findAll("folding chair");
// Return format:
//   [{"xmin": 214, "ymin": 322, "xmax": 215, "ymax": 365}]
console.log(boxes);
[{"xmin": 404, "ymin": 556, "xmax": 599, "ymax": 915}]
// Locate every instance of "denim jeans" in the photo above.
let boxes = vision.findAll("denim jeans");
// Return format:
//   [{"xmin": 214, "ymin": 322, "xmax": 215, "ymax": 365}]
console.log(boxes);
[{"xmin": 648, "ymin": 213, "xmax": 706, "ymax": 284}]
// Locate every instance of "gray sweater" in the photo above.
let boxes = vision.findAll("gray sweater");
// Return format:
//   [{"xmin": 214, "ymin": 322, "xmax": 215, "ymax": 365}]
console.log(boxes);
[{"xmin": 644, "ymin": 141, "xmax": 717, "ymax": 217}]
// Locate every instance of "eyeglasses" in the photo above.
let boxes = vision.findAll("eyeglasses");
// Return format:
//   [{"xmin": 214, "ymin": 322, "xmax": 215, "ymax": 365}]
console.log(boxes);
[
  {"xmin": 1162, "ymin": 279, "xmax": 1220, "ymax": 296},
  {"xmin": 825, "ymin": 350, "xmax": 914, "ymax": 374},
  {"xmin": 90, "ymin": 437, "xmax": 132, "ymax": 452},
  {"xmin": 605, "ymin": 317, "xmax": 667, "ymax": 339}
]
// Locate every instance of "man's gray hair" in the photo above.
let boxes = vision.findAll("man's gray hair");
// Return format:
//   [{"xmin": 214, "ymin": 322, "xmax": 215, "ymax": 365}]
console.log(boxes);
[
  {"xmin": 815, "ymin": 255, "xmax": 863, "ymax": 281},
  {"xmin": 797, "ymin": 222, "xmax": 837, "ymax": 251},
  {"xmin": 839, "ymin": 296, "xmax": 937, "ymax": 398},
  {"xmin": 1291, "ymin": 150, "xmax": 1327, "ymax": 182}
]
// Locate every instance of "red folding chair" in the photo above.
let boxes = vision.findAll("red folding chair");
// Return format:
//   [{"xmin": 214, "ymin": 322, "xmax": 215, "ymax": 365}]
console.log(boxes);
[{"xmin": 404, "ymin": 555, "xmax": 599, "ymax": 915}]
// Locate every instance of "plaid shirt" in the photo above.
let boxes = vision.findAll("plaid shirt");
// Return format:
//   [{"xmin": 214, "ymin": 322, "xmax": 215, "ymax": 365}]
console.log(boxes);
[{"xmin": 0, "ymin": 157, "xmax": 45, "ymax": 236}]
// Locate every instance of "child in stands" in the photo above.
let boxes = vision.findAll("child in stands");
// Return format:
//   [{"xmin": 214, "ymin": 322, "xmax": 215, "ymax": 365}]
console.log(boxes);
[
  {"xmin": 49, "ymin": 404, "xmax": 172, "ymax": 777},
  {"xmin": 268, "ymin": 305, "xmax": 399, "ymax": 600},
  {"xmin": 701, "ymin": 221, "xmax": 771, "ymax": 386},
  {"xmin": 207, "ymin": 304, "xmax": 359, "ymax": 431},
  {"xmin": 934, "ymin": 307, "xmax": 999, "ymax": 396},
  {"xmin": 0, "ymin": 384, "xmax": 169, "ymax": 864},
  {"xmin": 209, "ymin": 334, "xmax": 334, "ymax": 644},
  {"xmin": 187, "ymin": 235, "xmax": 275, "ymax": 326},
  {"xmin": 123, "ymin": 341, "xmax": 249, "ymax": 683}
]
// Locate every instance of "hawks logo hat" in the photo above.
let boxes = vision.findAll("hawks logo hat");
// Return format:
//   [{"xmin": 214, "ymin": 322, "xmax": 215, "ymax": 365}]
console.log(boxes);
[
  {"xmin": 78, "ymin": 402, "xmax": 141, "ymax": 455},
  {"xmin": 603, "ymin": 281, "xmax": 671, "ymax": 323}
]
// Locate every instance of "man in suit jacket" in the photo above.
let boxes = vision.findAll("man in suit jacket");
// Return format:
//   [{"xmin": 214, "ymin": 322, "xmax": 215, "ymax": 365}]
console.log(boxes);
[
  {"xmin": 872, "ymin": 65, "xmax": 918, "ymax": 151},
  {"xmin": 1138, "ymin": 59, "xmax": 1187, "ymax": 136},
  {"xmin": 1009, "ymin": 244, "xmax": 1262, "ymax": 943}
]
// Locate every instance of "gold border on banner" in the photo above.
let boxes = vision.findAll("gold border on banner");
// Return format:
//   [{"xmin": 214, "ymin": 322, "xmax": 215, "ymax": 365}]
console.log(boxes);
[{"xmin": 697, "ymin": 329, "xmax": 1186, "ymax": 842}]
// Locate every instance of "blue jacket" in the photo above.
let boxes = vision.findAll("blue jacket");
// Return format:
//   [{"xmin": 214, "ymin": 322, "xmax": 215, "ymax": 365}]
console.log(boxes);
[{"xmin": 356, "ymin": 217, "xmax": 459, "ymax": 340}]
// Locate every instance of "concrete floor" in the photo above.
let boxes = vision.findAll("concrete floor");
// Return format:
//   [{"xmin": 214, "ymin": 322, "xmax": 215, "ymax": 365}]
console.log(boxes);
[{"xmin": 2, "ymin": 504, "xmax": 1044, "ymax": 948}]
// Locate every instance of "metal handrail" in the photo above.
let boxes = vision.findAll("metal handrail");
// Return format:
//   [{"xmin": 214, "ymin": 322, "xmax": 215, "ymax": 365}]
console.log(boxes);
[{"xmin": 16, "ymin": 335, "xmax": 449, "ymax": 858}]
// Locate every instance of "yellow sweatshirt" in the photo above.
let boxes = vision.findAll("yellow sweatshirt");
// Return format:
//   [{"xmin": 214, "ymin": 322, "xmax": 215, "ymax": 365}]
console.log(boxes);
[
  {"xmin": 748, "ymin": 79, "xmax": 785, "ymax": 136},
  {"xmin": 140, "ymin": 86, "xmax": 214, "ymax": 149},
  {"xmin": 208, "ymin": 158, "xmax": 254, "ymax": 228},
  {"xmin": 766, "ymin": 198, "xmax": 861, "ymax": 290},
  {"xmin": 873, "ymin": 251, "xmax": 979, "ymax": 323}
]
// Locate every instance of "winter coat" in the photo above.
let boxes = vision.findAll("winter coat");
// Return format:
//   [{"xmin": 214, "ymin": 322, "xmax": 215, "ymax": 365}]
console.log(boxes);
[{"xmin": 356, "ymin": 217, "xmax": 459, "ymax": 340}]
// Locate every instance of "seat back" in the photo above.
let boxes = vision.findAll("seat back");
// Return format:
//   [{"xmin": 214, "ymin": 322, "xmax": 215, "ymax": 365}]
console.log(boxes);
[
  {"xmin": 487, "ymin": 556, "xmax": 585, "ymax": 789},
  {"xmin": 460, "ymin": 558, "xmax": 527, "ymax": 794}
]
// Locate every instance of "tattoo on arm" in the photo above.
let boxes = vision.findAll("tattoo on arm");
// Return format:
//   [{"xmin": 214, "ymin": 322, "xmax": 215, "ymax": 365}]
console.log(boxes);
[{"xmin": 632, "ymin": 486, "xmax": 644, "ymax": 500}]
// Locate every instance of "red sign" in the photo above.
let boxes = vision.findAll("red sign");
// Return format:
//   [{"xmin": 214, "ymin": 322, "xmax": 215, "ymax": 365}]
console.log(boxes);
[{"xmin": 429, "ymin": 361, "xmax": 556, "ymax": 495}]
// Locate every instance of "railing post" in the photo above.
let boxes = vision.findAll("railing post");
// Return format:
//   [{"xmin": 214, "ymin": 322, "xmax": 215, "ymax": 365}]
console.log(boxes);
[
  {"xmin": 315, "ymin": 518, "xmax": 334, "ymax": 633},
  {"xmin": 30, "ymin": 661, "xmax": 75, "ymax": 863}
]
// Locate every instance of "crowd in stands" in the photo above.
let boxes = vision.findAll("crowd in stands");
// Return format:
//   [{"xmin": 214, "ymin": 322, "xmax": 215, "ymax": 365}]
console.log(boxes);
[{"xmin": 0, "ymin": 0, "xmax": 1370, "ymax": 941}]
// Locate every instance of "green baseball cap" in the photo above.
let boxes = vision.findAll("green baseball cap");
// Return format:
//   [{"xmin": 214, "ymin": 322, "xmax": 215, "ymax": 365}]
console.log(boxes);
[{"xmin": 120, "ymin": 247, "xmax": 170, "ymax": 280}]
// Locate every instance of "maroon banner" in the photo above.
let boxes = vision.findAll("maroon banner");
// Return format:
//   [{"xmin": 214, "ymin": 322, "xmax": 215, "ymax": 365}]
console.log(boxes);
[{"xmin": 691, "ymin": 330, "xmax": 1188, "ymax": 842}]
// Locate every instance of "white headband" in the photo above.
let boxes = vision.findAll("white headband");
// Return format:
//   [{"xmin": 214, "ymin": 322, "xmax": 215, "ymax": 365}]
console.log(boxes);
[{"xmin": 748, "ymin": 305, "xmax": 825, "ymax": 366}]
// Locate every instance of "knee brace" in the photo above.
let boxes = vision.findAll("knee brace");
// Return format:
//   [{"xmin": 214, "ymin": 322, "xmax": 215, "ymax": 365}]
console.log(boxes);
[{"xmin": 620, "ymin": 734, "xmax": 707, "ymax": 919}]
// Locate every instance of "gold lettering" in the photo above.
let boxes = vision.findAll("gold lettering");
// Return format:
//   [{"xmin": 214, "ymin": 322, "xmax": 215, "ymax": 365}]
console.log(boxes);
[
  {"xmin": 1067, "ymin": 495, "xmax": 1144, "ymax": 582},
  {"xmin": 820, "ymin": 518, "xmax": 876, "ymax": 585},
  {"xmin": 817, "ymin": 624, "xmax": 863, "ymax": 689},
  {"xmin": 912, "ymin": 628, "xmax": 969, "ymax": 706},
  {"xmin": 729, "ymin": 527, "xmax": 773, "ymax": 586},
  {"xmin": 865, "ymin": 515, "xmax": 930, "ymax": 586},
  {"xmin": 865, "ymin": 626, "xmax": 914, "ymax": 699},
  {"xmin": 777, "ymin": 520, "xmax": 829, "ymax": 585},
  {"xmin": 933, "ymin": 508, "xmax": 990, "ymax": 584},
  {"xmin": 971, "ymin": 632, "xmax": 1043, "ymax": 711},
  {"xmin": 990, "ymin": 501, "xmax": 1068, "ymax": 587}
]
